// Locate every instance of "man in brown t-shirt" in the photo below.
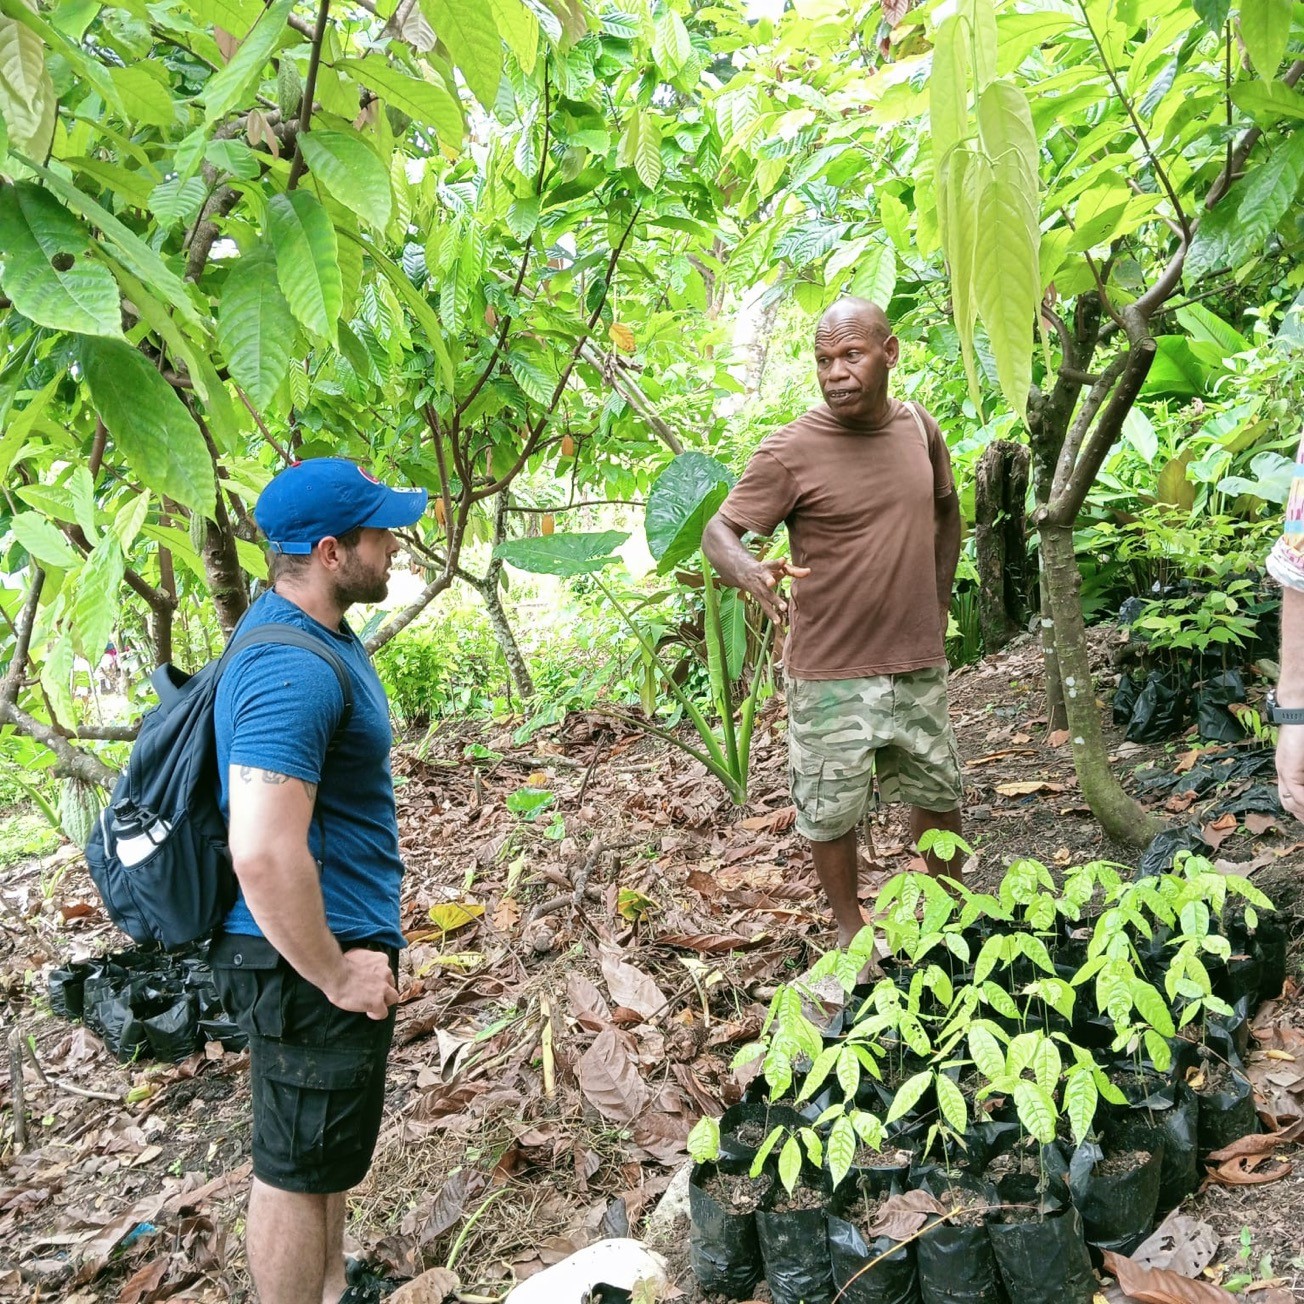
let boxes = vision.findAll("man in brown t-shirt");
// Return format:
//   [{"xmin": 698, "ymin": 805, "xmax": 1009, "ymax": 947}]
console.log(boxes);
[{"xmin": 703, "ymin": 296, "xmax": 963, "ymax": 948}]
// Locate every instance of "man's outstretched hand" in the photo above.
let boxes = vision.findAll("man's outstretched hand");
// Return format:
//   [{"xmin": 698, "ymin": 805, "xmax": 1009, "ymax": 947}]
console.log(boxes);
[
  {"xmin": 327, "ymin": 948, "xmax": 399, "ymax": 1020},
  {"xmin": 742, "ymin": 558, "xmax": 811, "ymax": 623},
  {"xmin": 1278, "ymin": 723, "xmax": 1304, "ymax": 822}
]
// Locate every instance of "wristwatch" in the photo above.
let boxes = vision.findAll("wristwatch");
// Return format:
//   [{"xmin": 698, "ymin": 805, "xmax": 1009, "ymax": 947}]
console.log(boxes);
[{"xmin": 1266, "ymin": 690, "xmax": 1304, "ymax": 725}]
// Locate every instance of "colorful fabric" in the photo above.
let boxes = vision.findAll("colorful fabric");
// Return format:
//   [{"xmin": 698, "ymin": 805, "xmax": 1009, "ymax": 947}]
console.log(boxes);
[
  {"xmin": 786, "ymin": 667, "xmax": 964, "ymax": 840},
  {"xmin": 1267, "ymin": 436, "xmax": 1304, "ymax": 593}
]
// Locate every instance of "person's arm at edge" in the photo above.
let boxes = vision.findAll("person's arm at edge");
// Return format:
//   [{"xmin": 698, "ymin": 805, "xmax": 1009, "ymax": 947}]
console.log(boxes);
[
  {"xmin": 934, "ymin": 489, "xmax": 962, "ymax": 639},
  {"xmin": 702, "ymin": 513, "xmax": 809, "ymax": 624},
  {"xmin": 226, "ymin": 766, "xmax": 398, "ymax": 1018},
  {"xmin": 1276, "ymin": 585, "xmax": 1304, "ymax": 821}
]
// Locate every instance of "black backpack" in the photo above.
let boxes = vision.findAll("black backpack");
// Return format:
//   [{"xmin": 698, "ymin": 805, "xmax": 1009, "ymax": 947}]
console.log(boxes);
[{"xmin": 86, "ymin": 624, "xmax": 353, "ymax": 950}]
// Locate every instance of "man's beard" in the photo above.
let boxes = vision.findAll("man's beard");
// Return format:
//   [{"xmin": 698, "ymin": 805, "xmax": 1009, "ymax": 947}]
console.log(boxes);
[{"xmin": 333, "ymin": 554, "xmax": 388, "ymax": 606}]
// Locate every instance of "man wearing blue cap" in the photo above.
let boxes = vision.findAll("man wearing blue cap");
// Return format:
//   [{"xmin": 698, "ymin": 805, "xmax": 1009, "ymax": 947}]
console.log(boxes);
[{"xmin": 209, "ymin": 458, "xmax": 426, "ymax": 1304}]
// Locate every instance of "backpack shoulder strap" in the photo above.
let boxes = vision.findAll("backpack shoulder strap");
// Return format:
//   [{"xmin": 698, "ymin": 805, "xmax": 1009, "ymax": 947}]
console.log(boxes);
[
  {"xmin": 904, "ymin": 400, "xmax": 929, "ymax": 451},
  {"xmin": 224, "ymin": 625, "xmax": 355, "ymax": 740}
]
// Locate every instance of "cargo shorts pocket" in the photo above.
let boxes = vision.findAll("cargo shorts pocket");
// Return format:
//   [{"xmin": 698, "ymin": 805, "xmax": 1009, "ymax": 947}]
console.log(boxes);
[
  {"xmin": 211, "ymin": 937, "xmax": 287, "ymax": 1040},
  {"xmin": 789, "ymin": 737, "xmax": 870, "ymax": 839},
  {"xmin": 255, "ymin": 1048, "xmax": 374, "ymax": 1169}
]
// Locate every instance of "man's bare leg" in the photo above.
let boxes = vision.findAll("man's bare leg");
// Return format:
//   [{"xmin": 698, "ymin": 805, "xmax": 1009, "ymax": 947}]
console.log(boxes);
[
  {"xmin": 810, "ymin": 830, "xmax": 866, "ymax": 947},
  {"xmin": 247, "ymin": 1178, "xmax": 329, "ymax": 1304},
  {"xmin": 321, "ymin": 1192, "xmax": 348, "ymax": 1304},
  {"xmin": 910, "ymin": 805, "xmax": 964, "ymax": 881}
]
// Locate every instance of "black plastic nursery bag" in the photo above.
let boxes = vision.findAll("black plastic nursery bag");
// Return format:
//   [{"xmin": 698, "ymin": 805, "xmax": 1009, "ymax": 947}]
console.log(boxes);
[{"xmin": 687, "ymin": 1163, "xmax": 766, "ymax": 1300}]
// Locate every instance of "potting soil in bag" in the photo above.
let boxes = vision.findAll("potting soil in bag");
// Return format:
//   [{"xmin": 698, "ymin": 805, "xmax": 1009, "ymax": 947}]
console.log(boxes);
[
  {"xmin": 1125, "ymin": 670, "xmax": 1189, "ymax": 743},
  {"xmin": 142, "ymin": 994, "xmax": 200, "ymax": 1062},
  {"xmin": 1196, "ymin": 1065, "xmax": 1257, "ymax": 1157},
  {"xmin": 716, "ymin": 1101, "xmax": 805, "ymax": 1175},
  {"xmin": 1069, "ymin": 1142, "xmax": 1163, "ymax": 1255},
  {"xmin": 688, "ymin": 1162, "xmax": 768, "ymax": 1299},
  {"xmin": 1253, "ymin": 918, "xmax": 1288, "ymax": 1002},
  {"xmin": 755, "ymin": 1178, "xmax": 835, "ymax": 1304},
  {"xmin": 1105, "ymin": 1083, "xmax": 1199, "ymax": 1213},
  {"xmin": 914, "ymin": 1174, "xmax": 1002, "ymax": 1304},
  {"xmin": 987, "ymin": 1176, "xmax": 1094, "ymax": 1304},
  {"xmin": 828, "ymin": 1211, "xmax": 921, "ymax": 1304}
]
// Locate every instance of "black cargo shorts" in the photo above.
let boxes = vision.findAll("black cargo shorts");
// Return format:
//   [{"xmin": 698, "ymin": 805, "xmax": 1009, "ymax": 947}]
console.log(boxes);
[{"xmin": 211, "ymin": 932, "xmax": 397, "ymax": 1194}]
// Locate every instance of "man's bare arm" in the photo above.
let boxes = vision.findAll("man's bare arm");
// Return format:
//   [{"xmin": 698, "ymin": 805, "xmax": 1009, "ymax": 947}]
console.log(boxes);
[
  {"xmin": 702, "ymin": 513, "xmax": 809, "ymax": 624},
  {"xmin": 1277, "ymin": 586, "xmax": 1304, "ymax": 821},
  {"xmin": 934, "ymin": 491, "xmax": 962, "ymax": 637},
  {"xmin": 227, "ymin": 765, "xmax": 397, "ymax": 1018}
]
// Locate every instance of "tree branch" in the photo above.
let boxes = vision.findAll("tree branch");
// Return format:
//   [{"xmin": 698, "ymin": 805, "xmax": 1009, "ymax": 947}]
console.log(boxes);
[
  {"xmin": 0, "ymin": 700, "xmax": 117, "ymax": 786},
  {"xmin": 1, "ymin": 566, "xmax": 44, "ymax": 705},
  {"xmin": 286, "ymin": 0, "xmax": 331, "ymax": 191},
  {"xmin": 1206, "ymin": 59, "xmax": 1304, "ymax": 209}
]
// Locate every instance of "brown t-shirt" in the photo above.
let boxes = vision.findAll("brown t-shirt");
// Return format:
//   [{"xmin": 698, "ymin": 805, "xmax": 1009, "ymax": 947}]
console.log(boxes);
[{"xmin": 719, "ymin": 399, "xmax": 955, "ymax": 680}]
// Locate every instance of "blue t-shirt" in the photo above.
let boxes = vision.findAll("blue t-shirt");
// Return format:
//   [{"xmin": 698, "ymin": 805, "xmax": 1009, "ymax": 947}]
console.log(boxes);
[{"xmin": 215, "ymin": 591, "xmax": 406, "ymax": 950}]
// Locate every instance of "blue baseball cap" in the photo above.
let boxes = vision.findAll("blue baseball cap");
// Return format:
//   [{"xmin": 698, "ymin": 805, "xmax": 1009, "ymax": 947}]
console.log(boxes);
[{"xmin": 255, "ymin": 458, "xmax": 428, "ymax": 555}]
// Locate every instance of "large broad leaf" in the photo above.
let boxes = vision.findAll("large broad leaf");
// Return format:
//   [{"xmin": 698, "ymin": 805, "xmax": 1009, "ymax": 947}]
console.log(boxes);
[
  {"xmin": 974, "ymin": 82, "xmax": 1039, "ymax": 420},
  {"xmin": 1240, "ymin": 0, "xmax": 1292, "ymax": 79},
  {"xmin": 487, "ymin": 0, "xmax": 538, "ymax": 73},
  {"xmin": 10, "ymin": 511, "xmax": 80, "ymax": 569},
  {"xmin": 71, "ymin": 535, "xmax": 124, "ymax": 661},
  {"xmin": 200, "ymin": 0, "xmax": 295, "ymax": 126},
  {"xmin": 1231, "ymin": 129, "xmax": 1304, "ymax": 260},
  {"xmin": 340, "ymin": 55, "xmax": 464, "ymax": 148},
  {"xmin": 645, "ymin": 452, "xmax": 736, "ymax": 574},
  {"xmin": 267, "ymin": 191, "xmax": 342, "ymax": 342},
  {"xmin": 298, "ymin": 131, "xmax": 393, "ymax": 230},
  {"xmin": 0, "ymin": 15, "xmax": 54, "ymax": 159},
  {"xmin": 1218, "ymin": 450, "xmax": 1297, "ymax": 503},
  {"xmin": 929, "ymin": 14, "xmax": 970, "ymax": 166},
  {"xmin": 848, "ymin": 239, "xmax": 897, "ymax": 306},
  {"xmin": 1230, "ymin": 79, "xmax": 1304, "ymax": 123},
  {"xmin": 1142, "ymin": 336, "xmax": 1224, "ymax": 398},
  {"xmin": 0, "ymin": 182, "xmax": 121, "ymax": 336},
  {"xmin": 217, "ymin": 245, "xmax": 297, "ymax": 409},
  {"xmin": 110, "ymin": 65, "xmax": 176, "ymax": 128},
  {"xmin": 494, "ymin": 531, "xmax": 628, "ymax": 576},
  {"xmin": 421, "ymin": 0, "xmax": 501, "ymax": 108},
  {"xmin": 719, "ymin": 587, "xmax": 747, "ymax": 682},
  {"xmin": 1175, "ymin": 302, "xmax": 1249, "ymax": 356},
  {"xmin": 79, "ymin": 338, "xmax": 215, "ymax": 517}
]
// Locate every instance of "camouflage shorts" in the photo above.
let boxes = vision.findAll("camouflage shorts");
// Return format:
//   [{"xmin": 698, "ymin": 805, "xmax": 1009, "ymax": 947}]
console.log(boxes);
[{"xmin": 786, "ymin": 667, "xmax": 963, "ymax": 841}]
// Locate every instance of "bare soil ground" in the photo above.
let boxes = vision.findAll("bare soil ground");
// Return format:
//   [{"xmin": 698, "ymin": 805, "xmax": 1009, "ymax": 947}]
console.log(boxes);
[{"xmin": 3, "ymin": 627, "xmax": 1303, "ymax": 1302}]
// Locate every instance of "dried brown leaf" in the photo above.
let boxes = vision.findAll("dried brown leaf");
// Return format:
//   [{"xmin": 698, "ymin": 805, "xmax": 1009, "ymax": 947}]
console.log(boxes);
[
  {"xmin": 599, "ymin": 946, "xmax": 669, "ymax": 1021},
  {"xmin": 1206, "ymin": 1117, "xmax": 1304, "ymax": 1161},
  {"xmin": 657, "ymin": 932, "xmax": 765, "ymax": 953},
  {"xmin": 576, "ymin": 1027, "xmax": 648, "ymax": 1124},
  {"xmin": 1208, "ymin": 1155, "xmax": 1292, "ymax": 1186},
  {"xmin": 116, "ymin": 1257, "xmax": 169, "ymax": 1304},
  {"xmin": 1131, "ymin": 1212, "xmax": 1218, "ymax": 1277},
  {"xmin": 868, "ymin": 1189, "xmax": 945, "ymax": 1241},
  {"xmin": 1103, "ymin": 1249, "xmax": 1238, "ymax": 1303},
  {"xmin": 389, "ymin": 1267, "xmax": 461, "ymax": 1303},
  {"xmin": 995, "ymin": 780, "xmax": 1066, "ymax": 797}
]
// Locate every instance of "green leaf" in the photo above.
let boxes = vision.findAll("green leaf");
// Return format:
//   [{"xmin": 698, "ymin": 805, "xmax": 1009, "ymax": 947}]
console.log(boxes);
[
  {"xmin": 298, "ymin": 131, "xmax": 393, "ymax": 230},
  {"xmin": 1132, "ymin": 979, "xmax": 1176, "ymax": 1037},
  {"xmin": 1013, "ymin": 1080, "xmax": 1057, "ymax": 1144},
  {"xmin": 1143, "ymin": 336, "xmax": 1221, "ymax": 399},
  {"xmin": 778, "ymin": 1134, "xmax": 802, "ymax": 1194},
  {"xmin": 719, "ymin": 587, "xmax": 747, "ymax": 682},
  {"xmin": 885, "ymin": 1069, "xmax": 932, "ymax": 1124},
  {"xmin": 1240, "ymin": 0, "xmax": 1292, "ymax": 79},
  {"xmin": 836, "ymin": 1045, "xmax": 861, "ymax": 1101},
  {"xmin": 620, "ymin": 110, "xmax": 663, "ymax": 189},
  {"xmin": 1176, "ymin": 302, "xmax": 1249, "ymax": 355},
  {"xmin": 974, "ymin": 81, "xmax": 1039, "ymax": 419},
  {"xmin": 340, "ymin": 55, "xmax": 464, "ymax": 149},
  {"xmin": 506, "ymin": 195, "xmax": 540, "ymax": 240},
  {"xmin": 935, "ymin": 1072, "xmax": 967, "ymax": 1134},
  {"xmin": 929, "ymin": 14, "xmax": 971, "ymax": 168},
  {"xmin": 645, "ymin": 452, "xmax": 736, "ymax": 573},
  {"xmin": 507, "ymin": 345, "xmax": 559, "ymax": 406},
  {"xmin": 149, "ymin": 176, "xmax": 207, "ymax": 230},
  {"xmin": 201, "ymin": 0, "xmax": 295, "ymax": 126},
  {"xmin": 1064, "ymin": 1071, "xmax": 1098, "ymax": 1145},
  {"xmin": 1144, "ymin": 1029, "xmax": 1173, "ymax": 1073},
  {"xmin": 686, "ymin": 1115, "xmax": 720, "ymax": 1162},
  {"xmin": 267, "ymin": 191, "xmax": 342, "ymax": 342},
  {"xmin": 1229, "ymin": 79, "xmax": 1304, "ymax": 122},
  {"xmin": 0, "ymin": 14, "xmax": 54, "ymax": 159},
  {"xmin": 1193, "ymin": 0, "xmax": 1230, "ymax": 34},
  {"xmin": 653, "ymin": 7, "xmax": 691, "ymax": 75},
  {"xmin": 828, "ymin": 1114, "xmax": 856, "ymax": 1189},
  {"xmin": 848, "ymin": 240, "xmax": 897, "ymax": 307},
  {"xmin": 0, "ymin": 182, "xmax": 121, "ymax": 337},
  {"xmin": 488, "ymin": 0, "xmax": 539, "ymax": 73},
  {"xmin": 217, "ymin": 245, "xmax": 297, "ymax": 409},
  {"xmin": 1031, "ymin": 1036, "xmax": 1062, "ymax": 1094},
  {"xmin": 205, "ymin": 138, "xmax": 262, "ymax": 180},
  {"xmin": 422, "ymin": 0, "xmax": 502, "ymax": 108},
  {"xmin": 1232, "ymin": 130, "xmax": 1304, "ymax": 260},
  {"xmin": 113, "ymin": 492, "xmax": 151, "ymax": 552},
  {"xmin": 41, "ymin": 629, "xmax": 75, "ymax": 728},
  {"xmin": 10, "ymin": 511, "xmax": 79, "ymax": 569},
  {"xmin": 109, "ymin": 65, "xmax": 176, "ymax": 128},
  {"xmin": 494, "ymin": 531, "xmax": 628, "ymax": 576},
  {"xmin": 79, "ymin": 338, "xmax": 216, "ymax": 517},
  {"xmin": 71, "ymin": 535, "xmax": 124, "ymax": 661}
]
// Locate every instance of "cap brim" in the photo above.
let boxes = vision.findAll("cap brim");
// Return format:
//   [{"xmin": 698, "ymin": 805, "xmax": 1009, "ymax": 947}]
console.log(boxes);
[{"xmin": 357, "ymin": 485, "xmax": 428, "ymax": 531}]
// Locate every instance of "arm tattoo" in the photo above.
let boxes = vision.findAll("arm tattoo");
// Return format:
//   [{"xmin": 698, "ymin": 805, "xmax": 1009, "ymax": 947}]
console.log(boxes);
[{"xmin": 236, "ymin": 766, "xmax": 317, "ymax": 802}]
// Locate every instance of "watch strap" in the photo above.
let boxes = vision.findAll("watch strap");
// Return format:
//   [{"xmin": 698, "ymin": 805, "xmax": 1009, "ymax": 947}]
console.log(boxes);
[{"xmin": 1268, "ymin": 691, "xmax": 1304, "ymax": 725}]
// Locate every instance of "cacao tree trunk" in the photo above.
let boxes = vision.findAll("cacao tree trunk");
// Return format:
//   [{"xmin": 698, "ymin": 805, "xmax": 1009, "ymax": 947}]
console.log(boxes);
[
  {"xmin": 973, "ymin": 440, "xmax": 1030, "ymax": 652},
  {"xmin": 479, "ymin": 568, "xmax": 534, "ymax": 702}
]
